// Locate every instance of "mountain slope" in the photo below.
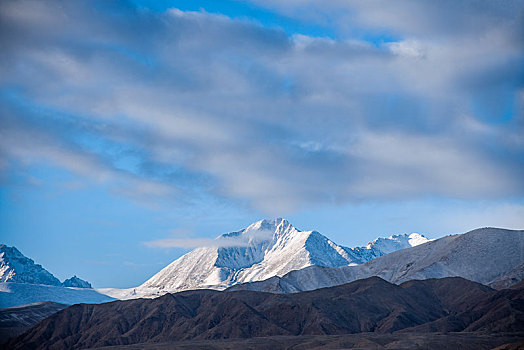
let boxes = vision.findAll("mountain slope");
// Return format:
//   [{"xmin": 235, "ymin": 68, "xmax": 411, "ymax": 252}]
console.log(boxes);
[
  {"xmin": 109, "ymin": 218, "xmax": 429, "ymax": 299},
  {"xmin": 5, "ymin": 277, "xmax": 523, "ymax": 350},
  {"xmin": 53, "ymin": 334, "xmax": 524, "ymax": 350},
  {"xmin": 61, "ymin": 276, "xmax": 91, "ymax": 288},
  {"xmin": 0, "ymin": 245, "xmax": 60, "ymax": 286},
  {"xmin": 229, "ymin": 227, "xmax": 524, "ymax": 293},
  {"xmin": 0, "ymin": 301, "xmax": 67, "ymax": 343},
  {"xmin": 0, "ymin": 245, "xmax": 107, "ymax": 307},
  {"xmin": 0, "ymin": 283, "xmax": 116, "ymax": 308}
]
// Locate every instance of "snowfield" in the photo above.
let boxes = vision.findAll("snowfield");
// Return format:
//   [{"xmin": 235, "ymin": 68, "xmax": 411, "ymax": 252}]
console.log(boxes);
[{"xmin": 0, "ymin": 283, "xmax": 115, "ymax": 308}]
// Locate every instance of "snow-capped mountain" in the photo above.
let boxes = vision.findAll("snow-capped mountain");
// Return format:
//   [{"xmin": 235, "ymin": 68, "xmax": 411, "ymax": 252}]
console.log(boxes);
[
  {"xmin": 341, "ymin": 232, "xmax": 429, "ymax": 264},
  {"xmin": 0, "ymin": 244, "xmax": 93, "ymax": 289},
  {"xmin": 0, "ymin": 244, "xmax": 110, "ymax": 308},
  {"xmin": 229, "ymin": 227, "xmax": 524, "ymax": 293},
  {"xmin": 62, "ymin": 276, "xmax": 92, "ymax": 289},
  {"xmin": 0, "ymin": 245, "xmax": 61, "ymax": 286},
  {"xmin": 107, "ymin": 218, "xmax": 429, "ymax": 299}
]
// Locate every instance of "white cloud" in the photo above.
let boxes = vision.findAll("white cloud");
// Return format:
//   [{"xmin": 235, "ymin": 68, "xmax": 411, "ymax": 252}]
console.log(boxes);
[
  {"xmin": 0, "ymin": 111, "xmax": 176, "ymax": 203},
  {"xmin": 387, "ymin": 40, "xmax": 426, "ymax": 59},
  {"xmin": 143, "ymin": 229, "xmax": 274, "ymax": 248},
  {"xmin": 0, "ymin": 0, "xmax": 522, "ymax": 213}
]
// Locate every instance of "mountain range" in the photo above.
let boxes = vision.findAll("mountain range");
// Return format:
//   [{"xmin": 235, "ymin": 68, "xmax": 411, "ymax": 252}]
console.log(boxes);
[
  {"xmin": 0, "ymin": 245, "xmax": 91, "ymax": 289},
  {"xmin": 0, "ymin": 245, "xmax": 113, "ymax": 308},
  {"xmin": 3, "ymin": 220, "xmax": 523, "ymax": 305},
  {"xmin": 1, "ymin": 219, "xmax": 523, "ymax": 349},
  {"xmin": 102, "ymin": 218, "xmax": 429, "ymax": 299},
  {"xmin": 4, "ymin": 276, "xmax": 523, "ymax": 350},
  {"xmin": 228, "ymin": 227, "xmax": 524, "ymax": 293},
  {"xmin": 0, "ymin": 219, "xmax": 431, "ymax": 307},
  {"xmin": 0, "ymin": 245, "xmax": 61, "ymax": 286}
]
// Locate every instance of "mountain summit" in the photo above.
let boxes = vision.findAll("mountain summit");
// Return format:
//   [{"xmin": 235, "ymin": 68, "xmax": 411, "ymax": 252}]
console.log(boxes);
[
  {"xmin": 0, "ymin": 245, "xmax": 112, "ymax": 308},
  {"xmin": 0, "ymin": 244, "xmax": 61, "ymax": 286},
  {"xmin": 0, "ymin": 245, "xmax": 93, "ymax": 289},
  {"xmin": 118, "ymin": 218, "xmax": 429, "ymax": 298},
  {"xmin": 62, "ymin": 276, "xmax": 92, "ymax": 289},
  {"xmin": 229, "ymin": 227, "xmax": 524, "ymax": 293}
]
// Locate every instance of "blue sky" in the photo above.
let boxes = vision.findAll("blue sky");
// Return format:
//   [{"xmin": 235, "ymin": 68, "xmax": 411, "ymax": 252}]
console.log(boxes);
[{"xmin": 1, "ymin": 0, "xmax": 523, "ymax": 288}]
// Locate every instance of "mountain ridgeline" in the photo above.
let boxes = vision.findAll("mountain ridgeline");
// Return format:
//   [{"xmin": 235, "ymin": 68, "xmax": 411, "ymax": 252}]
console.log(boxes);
[
  {"xmin": 228, "ymin": 227, "xmax": 524, "ymax": 293},
  {"xmin": 0, "ymin": 245, "xmax": 112, "ymax": 308},
  {"xmin": 3, "ymin": 221, "xmax": 523, "ymax": 305},
  {"xmin": 108, "ymin": 218, "xmax": 429, "ymax": 299},
  {"xmin": 2, "ymin": 221, "xmax": 523, "ymax": 349},
  {"xmin": 0, "ymin": 245, "xmax": 91, "ymax": 289},
  {"xmin": 4, "ymin": 277, "xmax": 524, "ymax": 350}
]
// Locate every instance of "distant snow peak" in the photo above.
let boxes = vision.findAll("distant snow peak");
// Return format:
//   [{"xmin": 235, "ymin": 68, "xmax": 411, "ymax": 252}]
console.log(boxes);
[
  {"xmin": 0, "ymin": 244, "xmax": 61, "ymax": 286},
  {"xmin": 0, "ymin": 245, "xmax": 108, "ymax": 307},
  {"xmin": 116, "ymin": 218, "xmax": 432, "ymax": 299},
  {"xmin": 216, "ymin": 218, "xmax": 297, "ymax": 248},
  {"xmin": 0, "ymin": 244, "xmax": 93, "ymax": 289},
  {"xmin": 248, "ymin": 218, "xmax": 291, "ymax": 232},
  {"xmin": 144, "ymin": 219, "xmax": 295, "ymax": 250},
  {"xmin": 407, "ymin": 233, "xmax": 430, "ymax": 247},
  {"xmin": 62, "ymin": 275, "xmax": 92, "ymax": 289},
  {"xmin": 365, "ymin": 233, "xmax": 430, "ymax": 255},
  {"xmin": 229, "ymin": 227, "xmax": 524, "ymax": 293}
]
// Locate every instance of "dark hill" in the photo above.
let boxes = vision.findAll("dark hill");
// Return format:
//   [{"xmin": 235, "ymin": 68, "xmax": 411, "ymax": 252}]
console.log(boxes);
[
  {"xmin": 3, "ymin": 277, "xmax": 523, "ymax": 349},
  {"xmin": 0, "ymin": 302, "xmax": 66, "ymax": 343}
]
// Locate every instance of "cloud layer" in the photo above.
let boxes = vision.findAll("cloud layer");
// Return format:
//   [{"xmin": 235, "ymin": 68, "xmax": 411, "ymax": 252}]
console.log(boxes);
[
  {"xmin": 1, "ymin": 0, "xmax": 523, "ymax": 213},
  {"xmin": 144, "ymin": 229, "xmax": 274, "ymax": 248}
]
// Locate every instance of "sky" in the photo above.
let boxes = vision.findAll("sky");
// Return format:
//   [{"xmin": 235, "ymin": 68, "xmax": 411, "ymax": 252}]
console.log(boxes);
[{"xmin": 1, "ymin": 0, "xmax": 523, "ymax": 288}]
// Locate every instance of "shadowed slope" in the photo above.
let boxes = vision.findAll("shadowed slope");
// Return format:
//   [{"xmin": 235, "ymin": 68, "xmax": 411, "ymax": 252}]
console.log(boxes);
[
  {"xmin": 4, "ymin": 276, "xmax": 523, "ymax": 350},
  {"xmin": 0, "ymin": 302, "xmax": 66, "ymax": 342}
]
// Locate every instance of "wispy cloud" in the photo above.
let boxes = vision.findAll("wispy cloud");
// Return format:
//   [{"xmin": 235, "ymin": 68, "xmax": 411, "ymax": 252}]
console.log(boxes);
[
  {"xmin": 144, "ymin": 229, "xmax": 274, "ymax": 248},
  {"xmin": 0, "ymin": 107, "xmax": 176, "ymax": 204}
]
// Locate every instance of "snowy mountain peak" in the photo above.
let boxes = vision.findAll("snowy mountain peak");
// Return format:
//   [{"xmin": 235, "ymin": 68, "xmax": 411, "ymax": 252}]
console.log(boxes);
[
  {"xmin": 0, "ymin": 244, "xmax": 94, "ymax": 291},
  {"xmin": 62, "ymin": 275, "xmax": 92, "ymax": 289},
  {"xmin": 236, "ymin": 218, "xmax": 296, "ymax": 238},
  {"xmin": 246, "ymin": 218, "xmax": 289, "ymax": 230},
  {"xmin": 0, "ymin": 244, "xmax": 61, "ymax": 286},
  {"xmin": 214, "ymin": 218, "xmax": 304, "ymax": 252},
  {"xmin": 116, "ymin": 219, "xmax": 432, "ymax": 299},
  {"xmin": 228, "ymin": 228, "xmax": 524, "ymax": 294},
  {"xmin": 214, "ymin": 218, "xmax": 306, "ymax": 270},
  {"xmin": 365, "ymin": 233, "xmax": 430, "ymax": 254},
  {"xmin": 407, "ymin": 233, "xmax": 430, "ymax": 246}
]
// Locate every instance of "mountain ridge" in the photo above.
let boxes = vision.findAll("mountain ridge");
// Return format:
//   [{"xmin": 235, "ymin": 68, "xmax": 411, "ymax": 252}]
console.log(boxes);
[
  {"xmin": 5, "ymin": 276, "xmax": 523, "ymax": 350},
  {"xmin": 105, "ymin": 218, "xmax": 429, "ymax": 299},
  {"xmin": 228, "ymin": 227, "xmax": 524, "ymax": 293},
  {"xmin": 0, "ymin": 245, "xmax": 111, "ymax": 308},
  {"xmin": 0, "ymin": 245, "xmax": 92, "ymax": 289},
  {"xmin": 0, "ymin": 245, "xmax": 61, "ymax": 286}
]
